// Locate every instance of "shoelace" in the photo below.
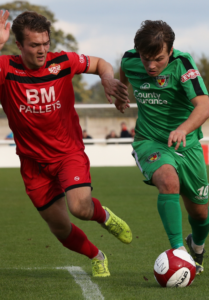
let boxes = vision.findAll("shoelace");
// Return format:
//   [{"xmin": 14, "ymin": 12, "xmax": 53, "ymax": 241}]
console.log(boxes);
[
  {"xmin": 107, "ymin": 217, "xmax": 123, "ymax": 235},
  {"xmin": 92, "ymin": 260, "xmax": 106, "ymax": 273}
]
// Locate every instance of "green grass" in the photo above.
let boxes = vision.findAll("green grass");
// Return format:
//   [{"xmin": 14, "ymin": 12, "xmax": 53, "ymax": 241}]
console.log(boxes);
[{"xmin": 0, "ymin": 167, "xmax": 209, "ymax": 299}]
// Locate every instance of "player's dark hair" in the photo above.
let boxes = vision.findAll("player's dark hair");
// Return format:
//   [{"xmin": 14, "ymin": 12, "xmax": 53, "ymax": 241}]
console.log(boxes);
[
  {"xmin": 12, "ymin": 11, "xmax": 51, "ymax": 46},
  {"xmin": 134, "ymin": 20, "xmax": 175, "ymax": 57}
]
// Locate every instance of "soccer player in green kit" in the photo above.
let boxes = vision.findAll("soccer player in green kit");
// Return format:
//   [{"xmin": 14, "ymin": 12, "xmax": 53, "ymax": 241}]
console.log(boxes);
[{"xmin": 117, "ymin": 20, "xmax": 209, "ymax": 275}]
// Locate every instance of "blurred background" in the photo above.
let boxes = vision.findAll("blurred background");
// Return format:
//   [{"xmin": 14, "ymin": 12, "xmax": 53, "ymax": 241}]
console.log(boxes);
[{"xmin": 1, "ymin": 0, "xmax": 209, "ymax": 165}]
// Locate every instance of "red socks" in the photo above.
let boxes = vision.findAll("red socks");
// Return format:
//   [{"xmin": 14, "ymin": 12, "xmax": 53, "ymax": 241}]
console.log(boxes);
[
  {"xmin": 59, "ymin": 198, "xmax": 105, "ymax": 259},
  {"xmin": 59, "ymin": 223, "xmax": 98, "ymax": 259},
  {"xmin": 90, "ymin": 197, "xmax": 106, "ymax": 223}
]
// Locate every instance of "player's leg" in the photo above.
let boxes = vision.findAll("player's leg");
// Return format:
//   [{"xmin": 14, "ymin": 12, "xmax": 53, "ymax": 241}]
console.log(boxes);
[
  {"xmin": 182, "ymin": 195, "xmax": 208, "ymax": 274},
  {"xmin": 38, "ymin": 194, "xmax": 110, "ymax": 277},
  {"xmin": 152, "ymin": 164, "xmax": 184, "ymax": 250},
  {"xmin": 38, "ymin": 196, "xmax": 71, "ymax": 239},
  {"xmin": 65, "ymin": 186, "xmax": 132, "ymax": 244},
  {"xmin": 132, "ymin": 140, "xmax": 184, "ymax": 250},
  {"xmin": 33, "ymin": 185, "xmax": 110, "ymax": 277},
  {"xmin": 20, "ymin": 157, "xmax": 109, "ymax": 277},
  {"xmin": 179, "ymin": 143, "xmax": 209, "ymax": 274},
  {"xmin": 59, "ymin": 151, "xmax": 132, "ymax": 244}
]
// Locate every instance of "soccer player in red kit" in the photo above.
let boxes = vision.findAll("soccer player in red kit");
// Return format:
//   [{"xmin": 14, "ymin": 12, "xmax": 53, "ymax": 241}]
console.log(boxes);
[{"xmin": 0, "ymin": 10, "xmax": 132, "ymax": 277}]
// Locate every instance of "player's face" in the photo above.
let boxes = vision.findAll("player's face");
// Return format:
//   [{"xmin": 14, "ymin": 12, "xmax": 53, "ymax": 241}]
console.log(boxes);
[
  {"xmin": 16, "ymin": 29, "xmax": 50, "ymax": 69},
  {"xmin": 140, "ymin": 44, "xmax": 173, "ymax": 77}
]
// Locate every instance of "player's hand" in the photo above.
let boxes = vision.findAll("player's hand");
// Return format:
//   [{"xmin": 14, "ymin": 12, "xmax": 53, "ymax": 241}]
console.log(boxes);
[
  {"xmin": 168, "ymin": 129, "xmax": 186, "ymax": 150},
  {"xmin": 115, "ymin": 98, "xmax": 130, "ymax": 113},
  {"xmin": 101, "ymin": 76, "xmax": 129, "ymax": 104},
  {"xmin": 0, "ymin": 10, "xmax": 10, "ymax": 49}
]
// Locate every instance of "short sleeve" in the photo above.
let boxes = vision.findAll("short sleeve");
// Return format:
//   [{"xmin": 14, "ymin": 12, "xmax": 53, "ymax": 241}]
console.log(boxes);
[
  {"xmin": 178, "ymin": 54, "xmax": 208, "ymax": 100},
  {"xmin": 0, "ymin": 55, "xmax": 9, "ymax": 86},
  {"xmin": 66, "ymin": 52, "xmax": 90, "ymax": 75}
]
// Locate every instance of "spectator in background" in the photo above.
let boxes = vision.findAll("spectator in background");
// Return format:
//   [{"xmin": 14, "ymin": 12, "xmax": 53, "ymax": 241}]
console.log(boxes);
[
  {"xmin": 82, "ymin": 129, "xmax": 93, "ymax": 139},
  {"xmin": 106, "ymin": 130, "xmax": 118, "ymax": 140},
  {"xmin": 106, "ymin": 130, "xmax": 119, "ymax": 145},
  {"xmin": 5, "ymin": 131, "xmax": 14, "ymax": 140},
  {"xmin": 120, "ymin": 122, "xmax": 132, "ymax": 138},
  {"xmin": 5, "ymin": 131, "xmax": 15, "ymax": 146},
  {"xmin": 82, "ymin": 129, "xmax": 94, "ymax": 145}
]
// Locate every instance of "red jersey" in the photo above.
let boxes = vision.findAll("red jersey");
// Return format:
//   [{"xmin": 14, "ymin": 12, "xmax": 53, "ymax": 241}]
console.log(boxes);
[{"xmin": 0, "ymin": 51, "xmax": 90, "ymax": 163}]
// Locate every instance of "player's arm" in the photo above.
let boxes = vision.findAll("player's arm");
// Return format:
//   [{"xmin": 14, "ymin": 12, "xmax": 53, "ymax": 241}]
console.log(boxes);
[
  {"xmin": 168, "ymin": 95, "xmax": 209, "ymax": 150},
  {"xmin": 115, "ymin": 67, "xmax": 131, "ymax": 113},
  {"xmin": 0, "ymin": 10, "xmax": 10, "ymax": 52},
  {"xmin": 120, "ymin": 67, "xmax": 129, "ymax": 87},
  {"xmin": 87, "ymin": 56, "xmax": 129, "ymax": 104}
]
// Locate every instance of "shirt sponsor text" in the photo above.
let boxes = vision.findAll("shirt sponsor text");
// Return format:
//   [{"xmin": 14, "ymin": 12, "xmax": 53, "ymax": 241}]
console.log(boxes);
[
  {"xmin": 181, "ymin": 69, "xmax": 201, "ymax": 83},
  {"xmin": 20, "ymin": 86, "xmax": 61, "ymax": 114},
  {"xmin": 134, "ymin": 90, "xmax": 168, "ymax": 105}
]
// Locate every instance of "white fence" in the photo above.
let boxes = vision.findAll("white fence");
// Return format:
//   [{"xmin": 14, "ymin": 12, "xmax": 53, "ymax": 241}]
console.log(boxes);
[
  {"xmin": 0, "ymin": 103, "xmax": 137, "ymax": 167},
  {"xmin": 1, "ymin": 103, "xmax": 209, "ymax": 167},
  {"xmin": 1, "ymin": 137, "xmax": 209, "ymax": 168},
  {"xmin": 0, "ymin": 139, "xmax": 136, "ymax": 168}
]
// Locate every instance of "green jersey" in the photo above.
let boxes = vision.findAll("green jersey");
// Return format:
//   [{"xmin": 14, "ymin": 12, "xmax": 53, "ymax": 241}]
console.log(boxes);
[{"xmin": 121, "ymin": 49, "xmax": 208, "ymax": 151}]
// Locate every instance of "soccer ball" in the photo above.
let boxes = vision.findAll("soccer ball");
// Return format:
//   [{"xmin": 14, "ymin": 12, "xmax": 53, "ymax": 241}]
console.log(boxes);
[{"xmin": 154, "ymin": 249, "xmax": 196, "ymax": 288}]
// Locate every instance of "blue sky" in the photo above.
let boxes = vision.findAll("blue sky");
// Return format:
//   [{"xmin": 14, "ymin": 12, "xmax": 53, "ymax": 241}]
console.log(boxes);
[{"xmin": 1, "ymin": 0, "xmax": 209, "ymax": 86}]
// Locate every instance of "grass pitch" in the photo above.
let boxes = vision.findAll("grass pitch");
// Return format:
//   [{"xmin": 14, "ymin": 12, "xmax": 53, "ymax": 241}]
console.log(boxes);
[{"xmin": 0, "ymin": 166, "xmax": 209, "ymax": 300}]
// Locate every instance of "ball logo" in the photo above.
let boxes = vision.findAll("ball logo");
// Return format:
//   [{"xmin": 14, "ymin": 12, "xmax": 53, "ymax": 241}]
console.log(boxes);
[
  {"xmin": 157, "ymin": 261, "xmax": 167, "ymax": 273},
  {"xmin": 74, "ymin": 176, "xmax": 80, "ymax": 181},
  {"xmin": 154, "ymin": 251, "xmax": 169, "ymax": 274},
  {"xmin": 48, "ymin": 63, "xmax": 61, "ymax": 75},
  {"xmin": 174, "ymin": 271, "xmax": 188, "ymax": 287},
  {"xmin": 181, "ymin": 69, "xmax": 201, "ymax": 83}
]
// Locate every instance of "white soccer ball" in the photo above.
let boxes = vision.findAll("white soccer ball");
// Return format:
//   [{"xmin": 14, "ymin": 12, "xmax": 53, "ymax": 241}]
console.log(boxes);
[{"xmin": 154, "ymin": 249, "xmax": 196, "ymax": 287}]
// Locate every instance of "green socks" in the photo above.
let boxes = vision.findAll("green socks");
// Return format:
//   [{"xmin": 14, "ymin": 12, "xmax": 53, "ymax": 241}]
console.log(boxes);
[
  {"xmin": 157, "ymin": 194, "xmax": 209, "ymax": 248},
  {"xmin": 189, "ymin": 210, "xmax": 209, "ymax": 246},
  {"xmin": 157, "ymin": 194, "xmax": 183, "ymax": 249}
]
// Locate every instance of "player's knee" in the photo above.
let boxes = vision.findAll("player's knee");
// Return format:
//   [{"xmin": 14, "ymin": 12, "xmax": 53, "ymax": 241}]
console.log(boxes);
[
  {"xmin": 159, "ymin": 177, "xmax": 179, "ymax": 194},
  {"xmin": 153, "ymin": 165, "xmax": 179, "ymax": 194},
  {"xmin": 70, "ymin": 198, "xmax": 92, "ymax": 220},
  {"xmin": 190, "ymin": 209, "xmax": 208, "ymax": 221}
]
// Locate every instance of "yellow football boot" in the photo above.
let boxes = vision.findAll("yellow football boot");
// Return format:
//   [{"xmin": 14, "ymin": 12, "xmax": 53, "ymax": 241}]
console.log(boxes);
[
  {"xmin": 91, "ymin": 251, "xmax": 110, "ymax": 277},
  {"xmin": 102, "ymin": 206, "xmax": 132, "ymax": 244}
]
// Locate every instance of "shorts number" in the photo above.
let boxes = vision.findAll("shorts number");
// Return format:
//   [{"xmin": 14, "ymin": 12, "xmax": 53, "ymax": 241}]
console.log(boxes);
[{"xmin": 197, "ymin": 186, "xmax": 208, "ymax": 196}]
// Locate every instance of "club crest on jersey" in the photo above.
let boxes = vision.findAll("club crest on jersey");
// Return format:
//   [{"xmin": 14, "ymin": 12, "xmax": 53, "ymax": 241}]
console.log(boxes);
[
  {"xmin": 181, "ymin": 69, "xmax": 201, "ymax": 83},
  {"xmin": 155, "ymin": 75, "xmax": 169, "ymax": 88},
  {"xmin": 146, "ymin": 152, "xmax": 161, "ymax": 163},
  {"xmin": 140, "ymin": 83, "xmax": 150, "ymax": 90},
  {"xmin": 48, "ymin": 63, "xmax": 61, "ymax": 75}
]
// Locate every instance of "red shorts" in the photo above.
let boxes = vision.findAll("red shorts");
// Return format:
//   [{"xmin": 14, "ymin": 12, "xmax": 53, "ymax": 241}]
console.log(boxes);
[{"xmin": 20, "ymin": 151, "xmax": 91, "ymax": 211}]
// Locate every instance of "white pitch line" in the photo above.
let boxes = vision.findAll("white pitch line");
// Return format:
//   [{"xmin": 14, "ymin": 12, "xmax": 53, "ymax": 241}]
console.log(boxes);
[
  {"xmin": 0, "ymin": 266, "xmax": 105, "ymax": 300},
  {"xmin": 57, "ymin": 266, "xmax": 104, "ymax": 300}
]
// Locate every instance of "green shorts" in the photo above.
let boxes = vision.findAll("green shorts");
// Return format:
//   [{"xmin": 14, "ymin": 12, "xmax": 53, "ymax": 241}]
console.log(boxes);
[{"xmin": 132, "ymin": 140, "xmax": 208, "ymax": 204}]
